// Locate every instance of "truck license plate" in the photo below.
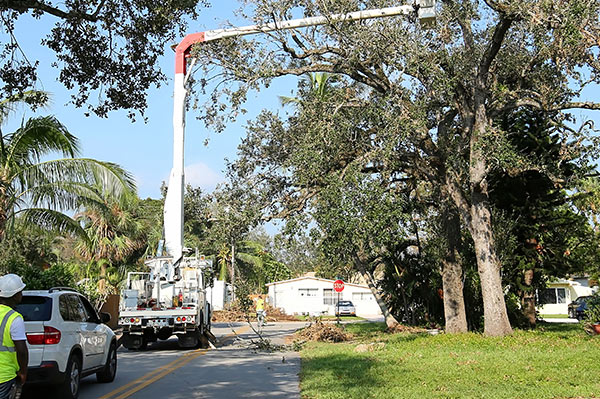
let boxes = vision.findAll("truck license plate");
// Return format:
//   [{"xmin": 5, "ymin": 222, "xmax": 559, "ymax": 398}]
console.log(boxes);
[{"xmin": 148, "ymin": 319, "xmax": 169, "ymax": 327}]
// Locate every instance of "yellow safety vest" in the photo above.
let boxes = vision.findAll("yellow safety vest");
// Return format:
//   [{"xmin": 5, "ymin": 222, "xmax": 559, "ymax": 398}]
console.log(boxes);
[
  {"xmin": 256, "ymin": 298, "xmax": 264, "ymax": 312},
  {"xmin": 0, "ymin": 304, "xmax": 21, "ymax": 383}
]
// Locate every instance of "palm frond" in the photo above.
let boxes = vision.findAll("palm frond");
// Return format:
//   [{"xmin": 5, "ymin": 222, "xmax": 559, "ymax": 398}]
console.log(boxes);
[
  {"xmin": 236, "ymin": 252, "xmax": 264, "ymax": 269},
  {"xmin": 15, "ymin": 208, "xmax": 88, "ymax": 242},
  {"xmin": 0, "ymin": 91, "xmax": 50, "ymax": 125},
  {"xmin": 5, "ymin": 116, "xmax": 80, "ymax": 164},
  {"xmin": 15, "ymin": 158, "xmax": 136, "ymax": 208},
  {"xmin": 18, "ymin": 181, "xmax": 109, "ymax": 212}
]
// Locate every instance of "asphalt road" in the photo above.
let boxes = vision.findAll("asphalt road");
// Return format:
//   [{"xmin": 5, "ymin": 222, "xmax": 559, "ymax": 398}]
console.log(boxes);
[{"xmin": 23, "ymin": 321, "xmax": 303, "ymax": 399}]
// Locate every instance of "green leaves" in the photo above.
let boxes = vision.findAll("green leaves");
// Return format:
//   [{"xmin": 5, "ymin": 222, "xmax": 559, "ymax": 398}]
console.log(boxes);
[
  {"xmin": 4, "ymin": 116, "xmax": 80, "ymax": 164},
  {"xmin": 1, "ymin": 1, "xmax": 208, "ymax": 117},
  {"xmin": 0, "ymin": 94, "xmax": 136, "ymax": 243}
]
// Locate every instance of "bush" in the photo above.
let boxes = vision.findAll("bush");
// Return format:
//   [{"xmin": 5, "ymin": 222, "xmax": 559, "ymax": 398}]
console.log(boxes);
[
  {"xmin": 584, "ymin": 292, "xmax": 600, "ymax": 325},
  {"xmin": 1, "ymin": 259, "xmax": 76, "ymax": 290}
]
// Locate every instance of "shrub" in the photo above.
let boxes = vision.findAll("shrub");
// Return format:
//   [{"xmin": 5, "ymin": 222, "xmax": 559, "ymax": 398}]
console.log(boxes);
[
  {"xmin": 584, "ymin": 293, "xmax": 600, "ymax": 325},
  {"xmin": 2, "ymin": 261, "xmax": 76, "ymax": 290}
]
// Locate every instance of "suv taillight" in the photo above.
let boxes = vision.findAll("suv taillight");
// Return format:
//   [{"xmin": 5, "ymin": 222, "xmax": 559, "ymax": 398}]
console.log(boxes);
[{"xmin": 26, "ymin": 326, "xmax": 61, "ymax": 345}]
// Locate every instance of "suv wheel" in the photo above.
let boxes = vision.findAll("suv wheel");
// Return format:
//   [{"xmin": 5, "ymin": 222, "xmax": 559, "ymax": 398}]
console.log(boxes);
[
  {"xmin": 97, "ymin": 342, "xmax": 117, "ymax": 383},
  {"xmin": 58, "ymin": 354, "xmax": 81, "ymax": 399}
]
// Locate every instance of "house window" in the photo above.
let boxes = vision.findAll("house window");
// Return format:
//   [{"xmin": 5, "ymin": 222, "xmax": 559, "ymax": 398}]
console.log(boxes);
[
  {"xmin": 323, "ymin": 289, "xmax": 335, "ymax": 305},
  {"xmin": 539, "ymin": 288, "xmax": 567, "ymax": 304},
  {"xmin": 299, "ymin": 288, "xmax": 318, "ymax": 297},
  {"xmin": 352, "ymin": 292, "xmax": 373, "ymax": 301}
]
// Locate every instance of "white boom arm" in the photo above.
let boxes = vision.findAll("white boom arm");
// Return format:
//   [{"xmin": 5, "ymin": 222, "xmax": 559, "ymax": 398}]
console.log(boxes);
[{"xmin": 163, "ymin": 1, "xmax": 436, "ymax": 260}]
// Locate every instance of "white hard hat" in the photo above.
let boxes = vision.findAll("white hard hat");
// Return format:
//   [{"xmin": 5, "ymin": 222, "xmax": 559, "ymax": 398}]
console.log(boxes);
[{"xmin": 0, "ymin": 274, "xmax": 26, "ymax": 298}]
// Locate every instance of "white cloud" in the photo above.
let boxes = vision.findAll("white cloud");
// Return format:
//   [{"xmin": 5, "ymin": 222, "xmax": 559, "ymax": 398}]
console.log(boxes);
[{"xmin": 184, "ymin": 162, "xmax": 224, "ymax": 192}]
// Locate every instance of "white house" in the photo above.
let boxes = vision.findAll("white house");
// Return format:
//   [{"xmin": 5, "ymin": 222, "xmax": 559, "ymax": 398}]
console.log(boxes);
[
  {"xmin": 266, "ymin": 276, "xmax": 382, "ymax": 316},
  {"xmin": 206, "ymin": 279, "xmax": 232, "ymax": 311},
  {"xmin": 537, "ymin": 278, "xmax": 598, "ymax": 314}
]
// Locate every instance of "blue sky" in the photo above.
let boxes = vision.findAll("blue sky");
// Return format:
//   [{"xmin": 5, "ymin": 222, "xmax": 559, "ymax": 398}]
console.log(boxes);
[{"xmin": 3, "ymin": 1, "xmax": 295, "ymax": 200}]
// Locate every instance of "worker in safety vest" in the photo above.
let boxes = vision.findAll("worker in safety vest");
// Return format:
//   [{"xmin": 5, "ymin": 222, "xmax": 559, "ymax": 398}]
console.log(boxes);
[
  {"xmin": 0, "ymin": 274, "xmax": 28, "ymax": 399},
  {"xmin": 255, "ymin": 297, "xmax": 265, "ymax": 313}
]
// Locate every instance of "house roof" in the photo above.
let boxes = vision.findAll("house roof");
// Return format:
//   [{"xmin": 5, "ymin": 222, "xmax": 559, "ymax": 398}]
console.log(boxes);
[{"xmin": 266, "ymin": 276, "xmax": 369, "ymax": 290}]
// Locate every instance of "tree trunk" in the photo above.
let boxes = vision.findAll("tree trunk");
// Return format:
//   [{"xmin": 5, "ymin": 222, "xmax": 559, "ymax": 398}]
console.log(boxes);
[
  {"xmin": 400, "ymin": 284, "xmax": 409, "ymax": 323},
  {"xmin": 354, "ymin": 256, "xmax": 399, "ymax": 328},
  {"xmin": 230, "ymin": 243, "xmax": 236, "ymax": 301},
  {"xmin": 98, "ymin": 260, "xmax": 108, "ymax": 293},
  {"xmin": 441, "ymin": 207, "xmax": 468, "ymax": 333},
  {"xmin": 456, "ymin": 100, "xmax": 513, "ymax": 337},
  {"xmin": 470, "ymin": 191, "xmax": 513, "ymax": 336},
  {"xmin": 445, "ymin": 174, "xmax": 512, "ymax": 335},
  {"xmin": 521, "ymin": 268, "xmax": 536, "ymax": 328}
]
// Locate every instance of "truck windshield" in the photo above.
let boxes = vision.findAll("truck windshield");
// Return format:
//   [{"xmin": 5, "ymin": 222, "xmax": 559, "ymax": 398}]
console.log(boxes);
[{"xmin": 16, "ymin": 296, "xmax": 52, "ymax": 321}]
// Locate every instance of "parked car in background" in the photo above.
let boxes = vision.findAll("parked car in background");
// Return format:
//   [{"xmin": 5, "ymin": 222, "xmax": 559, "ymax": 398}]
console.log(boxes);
[
  {"xmin": 335, "ymin": 300, "xmax": 356, "ymax": 317},
  {"xmin": 16, "ymin": 287, "xmax": 117, "ymax": 399},
  {"xmin": 568, "ymin": 296, "xmax": 591, "ymax": 320}
]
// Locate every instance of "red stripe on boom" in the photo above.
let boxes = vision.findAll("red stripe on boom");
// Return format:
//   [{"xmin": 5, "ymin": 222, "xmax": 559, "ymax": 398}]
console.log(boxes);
[{"xmin": 175, "ymin": 32, "xmax": 206, "ymax": 75}]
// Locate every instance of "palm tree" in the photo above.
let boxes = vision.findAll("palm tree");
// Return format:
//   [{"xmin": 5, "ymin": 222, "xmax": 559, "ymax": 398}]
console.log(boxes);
[
  {"xmin": 279, "ymin": 72, "xmax": 333, "ymax": 107},
  {"xmin": 75, "ymin": 188, "xmax": 146, "ymax": 285},
  {"xmin": 0, "ymin": 92, "xmax": 135, "ymax": 242},
  {"xmin": 216, "ymin": 239, "xmax": 291, "ymax": 293}
]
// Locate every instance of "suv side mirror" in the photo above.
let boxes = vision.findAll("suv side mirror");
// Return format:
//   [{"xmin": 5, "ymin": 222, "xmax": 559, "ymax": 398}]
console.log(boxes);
[{"xmin": 100, "ymin": 312, "xmax": 111, "ymax": 324}]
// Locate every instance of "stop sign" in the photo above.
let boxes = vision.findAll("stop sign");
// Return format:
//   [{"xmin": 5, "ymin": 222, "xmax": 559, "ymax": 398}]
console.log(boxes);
[{"xmin": 333, "ymin": 279, "xmax": 345, "ymax": 293}]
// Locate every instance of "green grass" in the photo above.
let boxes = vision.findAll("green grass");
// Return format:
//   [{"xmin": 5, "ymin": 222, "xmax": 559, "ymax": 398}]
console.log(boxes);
[
  {"xmin": 539, "ymin": 314, "xmax": 570, "ymax": 319},
  {"xmin": 299, "ymin": 322, "xmax": 600, "ymax": 399}
]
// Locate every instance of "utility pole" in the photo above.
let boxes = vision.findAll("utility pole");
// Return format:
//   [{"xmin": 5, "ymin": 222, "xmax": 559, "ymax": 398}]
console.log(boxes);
[{"xmin": 162, "ymin": 1, "xmax": 437, "ymax": 263}]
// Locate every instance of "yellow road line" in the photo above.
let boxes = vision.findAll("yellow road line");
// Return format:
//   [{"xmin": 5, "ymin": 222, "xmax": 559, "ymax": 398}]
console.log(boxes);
[
  {"xmin": 100, "ymin": 325, "xmax": 251, "ymax": 399},
  {"xmin": 97, "ymin": 349, "xmax": 202, "ymax": 399},
  {"xmin": 111, "ymin": 350, "xmax": 208, "ymax": 399}
]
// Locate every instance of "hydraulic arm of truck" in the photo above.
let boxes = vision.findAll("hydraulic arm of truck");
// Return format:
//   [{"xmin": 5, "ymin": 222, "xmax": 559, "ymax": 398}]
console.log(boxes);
[{"xmin": 162, "ymin": 1, "xmax": 437, "ymax": 262}]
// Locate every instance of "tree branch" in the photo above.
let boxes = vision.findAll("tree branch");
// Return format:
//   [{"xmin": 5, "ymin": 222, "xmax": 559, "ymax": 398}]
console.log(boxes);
[
  {"xmin": 3, "ymin": 0, "xmax": 105, "ymax": 22},
  {"xmin": 478, "ymin": 16, "xmax": 513, "ymax": 87}
]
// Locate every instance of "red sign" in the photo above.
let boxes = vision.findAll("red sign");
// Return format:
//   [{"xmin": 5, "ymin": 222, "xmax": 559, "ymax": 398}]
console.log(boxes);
[{"xmin": 333, "ymin": 280, "xmax": 345, "ymax": 293}]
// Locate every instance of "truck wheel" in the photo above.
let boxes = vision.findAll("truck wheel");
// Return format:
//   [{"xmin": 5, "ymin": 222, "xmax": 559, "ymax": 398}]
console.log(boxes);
[
  {"xmin": 138, "ymin": 338, "xmax": 148, "ymax": 350},
  {"xmin": 97, "ymin": 342, "xmax": 117, "ymax": 383},
  {"xmin": 58, "ymin": 354, "xmax": 81, "ymax": 399},
  {"xmin": 177, "ymin": 332, "xmax": 199, "ymax": 348},
  {"xmin": 157, "ymin": 327, "xmax": 172, "ymax": 341},
  {"xmin": 124, "ymin": 334, "xmax": 146, "ymax": 350}
]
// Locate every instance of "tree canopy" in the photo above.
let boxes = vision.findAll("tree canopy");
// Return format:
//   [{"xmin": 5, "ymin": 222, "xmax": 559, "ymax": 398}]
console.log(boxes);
[
  {"xmin": 0, "ymin": 0, "xmax": 208, "ymax": 118},
  {"xmin": 188, "ymin": 0, "xmax": 600, "ymax": 335}
]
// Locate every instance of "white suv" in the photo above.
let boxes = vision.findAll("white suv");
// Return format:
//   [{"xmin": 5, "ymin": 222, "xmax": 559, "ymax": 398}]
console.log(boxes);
[{"xmin": 16, "ymin": 287, "xmax": 117, "ymax": 399}]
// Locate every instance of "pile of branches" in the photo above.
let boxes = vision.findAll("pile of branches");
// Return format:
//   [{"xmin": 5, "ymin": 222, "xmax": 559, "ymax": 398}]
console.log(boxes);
[
  {"xmin": 211, "ymin": 304, "xmax": 298, "ymax": 322},
  {"xmin": 211, "ymin": 306, "xmax": 249, "ymax": 322},
  {"xmin": 295, "ymin": 319, "xmax": 352, "ymax": 343},
  {"xmin": 266, "ymin": 306, "xmax": 299, "ymax": 322}
]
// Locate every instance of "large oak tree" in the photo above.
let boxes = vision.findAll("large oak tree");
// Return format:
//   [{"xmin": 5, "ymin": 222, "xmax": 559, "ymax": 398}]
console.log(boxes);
[{"xmin": 189, "ymin": 0, "xmax": 600, "ymax": 336}]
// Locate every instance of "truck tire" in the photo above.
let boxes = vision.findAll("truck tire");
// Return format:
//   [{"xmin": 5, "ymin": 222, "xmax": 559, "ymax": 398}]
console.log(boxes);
[
  {"xmin": 58, "ymin": 354, "xmax": 81, "ymax": 399},
  {"xmin": 177, "ymin": 331, "xmax": 199, "ymax": 348},
  {"xmin": 157, "ymin": 327, "xmax": 172, "ymax": 341},
  {"xmin": 97, "ymin": 342, "xmax": 117, "ymax": 383},
  {"xmin": 123, "ymin": 333, "xmax": 146, "ymax": 350},
  {"xmin": 138, "ymin": 338, "xmax": 148, "ymax": 350}
]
